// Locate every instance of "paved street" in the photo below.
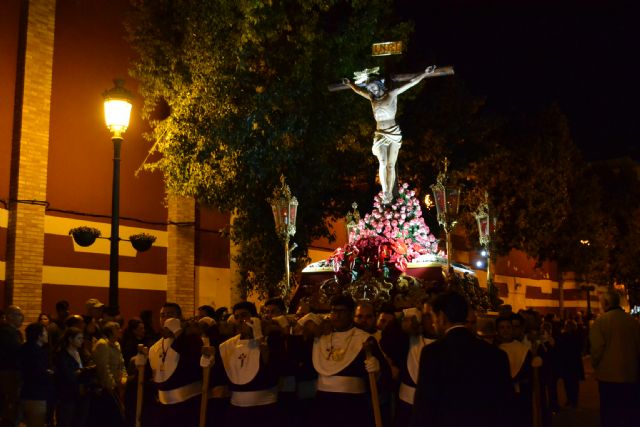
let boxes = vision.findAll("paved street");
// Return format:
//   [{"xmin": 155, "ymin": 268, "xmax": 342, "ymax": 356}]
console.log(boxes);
[{"xmin": 552, "ymin": 356, "xmax": 600, "ymax": 427}]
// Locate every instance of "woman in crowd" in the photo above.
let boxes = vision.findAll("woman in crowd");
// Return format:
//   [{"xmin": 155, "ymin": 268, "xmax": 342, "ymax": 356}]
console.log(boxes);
[
  {"xmin": 121, "ymin": 318, "xmax": 147, "ymax": 364},
  {"xmin": 140, "ymin": 309, "xmax": 159, "ymax": 343},
  {"xmin": 19, "ymin": 322, "xmax": 53, "ymax": 427},
  {"xmin": 120, "ymin": 317, "xmax": 153, "ymax": 427},
  {"xmin": 92, "ymin": 321, "xmax": 127, "ymax": 427},
  {"xmin": 55, "ymin": 327, "xmax": 94, "ymax": 427},
  {"xmin": 37, "ymin": 313, "xmax": 50, "ymax": 327}
]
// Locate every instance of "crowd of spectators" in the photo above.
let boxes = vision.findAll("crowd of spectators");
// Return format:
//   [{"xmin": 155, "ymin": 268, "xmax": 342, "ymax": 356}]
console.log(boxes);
[{"xmin": 0, "ymin": 288, "xmax": 637, "ymax": 427}]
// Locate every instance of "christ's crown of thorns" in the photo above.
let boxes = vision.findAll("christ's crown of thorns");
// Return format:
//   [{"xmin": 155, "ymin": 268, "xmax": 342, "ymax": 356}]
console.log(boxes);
[{"xmin": 353, "ymin": 67, "xmax": 383, "ymax": 85}]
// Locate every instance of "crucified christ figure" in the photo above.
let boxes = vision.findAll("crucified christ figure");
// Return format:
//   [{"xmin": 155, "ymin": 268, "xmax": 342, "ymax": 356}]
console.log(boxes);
[{"xmin": 342, "ymin": 65, "xmax": 446, "ymax": 204}]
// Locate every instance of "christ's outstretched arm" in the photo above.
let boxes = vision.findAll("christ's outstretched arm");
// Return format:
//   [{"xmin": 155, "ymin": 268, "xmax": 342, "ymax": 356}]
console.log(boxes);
[{"xmin": 393, "ymin": 66, "xmax": 436, "ymax": 95}]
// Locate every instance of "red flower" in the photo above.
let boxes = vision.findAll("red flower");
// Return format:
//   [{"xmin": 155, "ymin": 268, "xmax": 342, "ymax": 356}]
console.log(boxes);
[{"xmin": 391, "ymin": 239, "xmax": 408, "ymax": 255}]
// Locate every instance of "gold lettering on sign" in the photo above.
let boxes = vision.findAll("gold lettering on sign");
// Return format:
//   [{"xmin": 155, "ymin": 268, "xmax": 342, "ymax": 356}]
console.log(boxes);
[{"xmin": 372, "ymin": 41, "xmax": 403, "ymax": 56}]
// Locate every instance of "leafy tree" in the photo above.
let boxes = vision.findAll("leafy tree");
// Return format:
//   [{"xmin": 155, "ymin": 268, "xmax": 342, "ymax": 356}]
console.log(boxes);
[
  {"xmin": 591, "ymin": 158, "xmax": 640, "ymax": 304},
  {"xmin": 548, "ymin": 164, "xmax": 611, "ymax": 286},
  {"xmin": 126, "ymin": 0, "xmax": 629, "ymax": 303},
  {"xmin": 468, "ymin": 106, "xmax": 582, "ymax": 259},
  {"xmin": 126, "ymin": 0, "xmax": 412, "ymax": 297},
  {"xmin": 399, "ymin": 80, "xmax": 588, "ymax": 270}
]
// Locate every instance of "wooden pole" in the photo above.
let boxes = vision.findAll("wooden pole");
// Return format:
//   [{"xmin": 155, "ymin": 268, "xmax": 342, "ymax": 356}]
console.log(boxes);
[
  {"xmin": 531, "ymin": 341, "xmax": 543, "ymax": 427},
  {"xmin": 532, "ymin": 366, "xmax": 542, "ymax": 427},
  {"xmin": 364, "ymin": 343, "xmax": 383, "ymax": 427},
  {"xmin": 135, "ymin": 344, "xmax": 148, "ymax": 427},
  {"xmin": 199, "ymin": 337, "xmax": 214, "ymax": 427}
]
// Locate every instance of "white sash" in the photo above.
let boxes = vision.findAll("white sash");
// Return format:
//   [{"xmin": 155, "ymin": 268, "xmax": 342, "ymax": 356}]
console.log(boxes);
[
  {"xmin": 220, "ymin": 334, "xmax": 260, "ymax": 385},
  {"xmin": 230, "ymin": 387, "xmax": 278, "ymax": 407},
  {"xmin": 407, "ymin": 335, "xmax": 434, "ymax": 384},
  {"xmin": 499, "ymin": 341, "xmax": 530, "ymax": 379},
  {"xmin": 398, "ymin": 382, "xmax": 416, "ymax": 405},
  {"xmin": 158, "ymin": 381, "xmax": 202, "ymax": 404},
  {"xmin": 312, "ymin": 328, "xmax": 371, "ymax": 376},
  {"xmin": 149, "ymin": 337, "xmax": 179, "ymax": 383},
  {"xmin": 316, "ymin": 374, "xmax": 366, "ymax": 394}
]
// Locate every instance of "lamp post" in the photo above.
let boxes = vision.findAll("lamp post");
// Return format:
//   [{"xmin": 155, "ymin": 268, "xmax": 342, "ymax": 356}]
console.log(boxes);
[
  {"xmin": 430, "ymin": 158, "xmax": 461, "ymax": 273},
  {"xmin": 345, "ymin": 202, "xmax": 360, "ymax": 244},
  {"xmin": 269, "ymin": 175, "xmax": 298, "ymax": 299},
  {"xmin": 580, "ymin": 283, "xmax": 595, "ymax": 352},
  {"xmin": 103, "ymin": 79, "xmax": 133, "ymax": 309},
  {"xmin": 474, "ymin": 193, "xmax": 495, "ymax": 295}
]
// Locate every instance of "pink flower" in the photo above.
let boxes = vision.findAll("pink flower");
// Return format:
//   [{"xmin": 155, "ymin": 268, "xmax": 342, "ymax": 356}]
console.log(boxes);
[
  {"xmin": 329, "ymin": 182, "xmax": 439, "ymax": 282},
  {"xmin": 395, "ymin": 257, "xmax": 408, "ymax": 272}
]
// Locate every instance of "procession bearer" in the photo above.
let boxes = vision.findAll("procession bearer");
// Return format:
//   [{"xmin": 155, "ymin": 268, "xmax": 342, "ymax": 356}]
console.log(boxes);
[
  {"xmin": 311, "ymin": 295, "xmax": 390, "ymax": 426},
  {"xmin": 148, "ymin": 303, "xmax": 203, "ymax": 427},
  {"xmin": 220, "ymin": 302, "xmax": 285, "ymax": 427}
]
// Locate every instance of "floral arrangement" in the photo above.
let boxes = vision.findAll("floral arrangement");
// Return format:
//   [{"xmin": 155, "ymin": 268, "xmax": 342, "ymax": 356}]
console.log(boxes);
[
  {"xmin": 69, "ymin": 226, "xmax": 101, "ymax": 247},
  {"xmin": 329, "ymin": 183, "xmax": 440, "ymax": 285},
  {"xmin": 129, "ymin": 233, "xmax": 157, "ymax": 252}
]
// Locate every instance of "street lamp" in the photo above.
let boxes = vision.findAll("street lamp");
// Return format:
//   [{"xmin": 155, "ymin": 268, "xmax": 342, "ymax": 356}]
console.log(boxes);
[
  {"xmin": 103, "ymin": 79, "xmax": 133, "ymax": 309},
  {"xmin": 474, "ymin": 193, "xmax": 496, "ymax": 295},
  {"xmin": 269, "ymin": 175, "xmax": 298, "ymax": 299},
  {"xmin": 345, "ymin": 202, "xmax": 360, "ymax": 244},
  {"xmin": 430, "ymin": 158, "xmax": 461, "ymax": 273}
]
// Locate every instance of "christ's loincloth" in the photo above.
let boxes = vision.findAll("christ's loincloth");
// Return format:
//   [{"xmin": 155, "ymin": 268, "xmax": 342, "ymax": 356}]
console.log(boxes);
[{"xmin": 372, "ymin": 125, "xmax": 402, "ymax": 158}]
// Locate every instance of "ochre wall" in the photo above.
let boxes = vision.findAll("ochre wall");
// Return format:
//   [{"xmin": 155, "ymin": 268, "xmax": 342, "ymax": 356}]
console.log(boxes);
[
  {"xmin": 0, "ymin": 0, "xmax": 22, "ymax": 309},
  {"xmin": 48, "ymin": 0, "xmax": 166, "ymax": 223},
  {"xmin": 36, "ymin": 0, "xmax": 169, "ymax": 318},
  {"xmin": 0, "ymin": 0, "xmax": 235, "ymax": 318},
  {"xmin": 0, "ymin": 0, "xmax": 21, "ymax": 201}
]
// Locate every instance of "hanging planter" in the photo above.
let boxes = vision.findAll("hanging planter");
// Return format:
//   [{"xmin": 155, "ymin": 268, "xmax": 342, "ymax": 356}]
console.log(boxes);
[
  {"xmin": 69, "ymin": 227, "xmax": 101, "ymax": 247},
  {"xmin": 129, "ymin": 233, "xmax": 156, "ymax": 252}
]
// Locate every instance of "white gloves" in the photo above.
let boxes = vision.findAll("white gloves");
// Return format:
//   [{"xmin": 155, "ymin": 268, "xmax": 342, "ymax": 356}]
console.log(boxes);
[
  {"xmin": 297, "ymin": 313, "xmax": 323, "ymax": 327},
  {"xmin": 531, "ymin": 356, "xmax": 543, "ymax": 368},
  {"xmin": 272, "ymin": 315, "xmax": 290, "ymax": 329},
  {"xmin": 403, "ymin": 307, "xmax": 422, "ymax": 322},
  {"xmin": 249, "ymin": 317, "xmax": 263, "ymax": 340},
  {"xmin": 365, "ymin": 356, "xmax": 380, "ymax": 374},
  {"xmin": 200, "ymin": 354, "xmax": 215, "ymax": 368},
  {"xmin": 133, "ymin": 353, "xmax": 147, "ymax": 367}
]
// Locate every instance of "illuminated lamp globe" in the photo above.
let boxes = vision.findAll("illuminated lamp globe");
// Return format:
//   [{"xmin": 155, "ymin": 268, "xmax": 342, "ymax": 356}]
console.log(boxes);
[{"xmin": 103, "ymin": 79, "xmax": 133, "ymax": 138}]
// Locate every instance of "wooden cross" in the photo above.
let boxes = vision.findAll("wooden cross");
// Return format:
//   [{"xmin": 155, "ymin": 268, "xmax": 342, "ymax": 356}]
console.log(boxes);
[
  {"xmin": 328, "ymin": 66, "xmax": 454, "ymax": 92},
  {"xmin": 238, "ymin": 353, "xmax": 247, "ymax": 368}
]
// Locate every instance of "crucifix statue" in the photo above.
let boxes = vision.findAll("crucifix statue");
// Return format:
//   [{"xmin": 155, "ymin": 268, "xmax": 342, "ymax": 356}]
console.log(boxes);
[{"xmin": 332, "ymin": 42, "xmax": 454, "ymax": 204}]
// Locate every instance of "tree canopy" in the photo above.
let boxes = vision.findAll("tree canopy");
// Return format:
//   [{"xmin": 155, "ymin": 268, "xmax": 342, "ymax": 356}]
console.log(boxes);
[
  {"xmin": 126, "ymin": 0, "xmax": 640, "ymax": 303},
  {"xmin": 126, "ymin": 0, "xmax": 412, "ymax": 297}
]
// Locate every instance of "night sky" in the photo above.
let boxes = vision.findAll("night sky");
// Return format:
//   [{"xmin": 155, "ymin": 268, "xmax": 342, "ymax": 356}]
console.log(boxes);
[{"xmin": 396, "ymin": 0, "xmax": 639, "ymax": 161}]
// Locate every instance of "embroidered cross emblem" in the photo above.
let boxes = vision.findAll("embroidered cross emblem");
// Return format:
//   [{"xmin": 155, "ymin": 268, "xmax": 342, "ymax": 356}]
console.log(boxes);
[{"xmin": 238, "ymin": 353, "xmax": 247, "ymax": 368}]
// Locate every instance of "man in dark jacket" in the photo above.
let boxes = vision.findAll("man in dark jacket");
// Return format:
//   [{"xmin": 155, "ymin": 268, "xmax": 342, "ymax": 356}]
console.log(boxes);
[
  {"xmin": 0, "ymin": 305, "xmax": 24, "ymax": 427},
  {"xmin": 590, "ymin": 290, "xmax": 640, "ymax": 427},
  {"xmin": 20, "ymin": 322, "xmax": 54, "ymax": 426},
  {"xmin": 411, "ymin": 292, "xmax": 513, "ymax": 427}
]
